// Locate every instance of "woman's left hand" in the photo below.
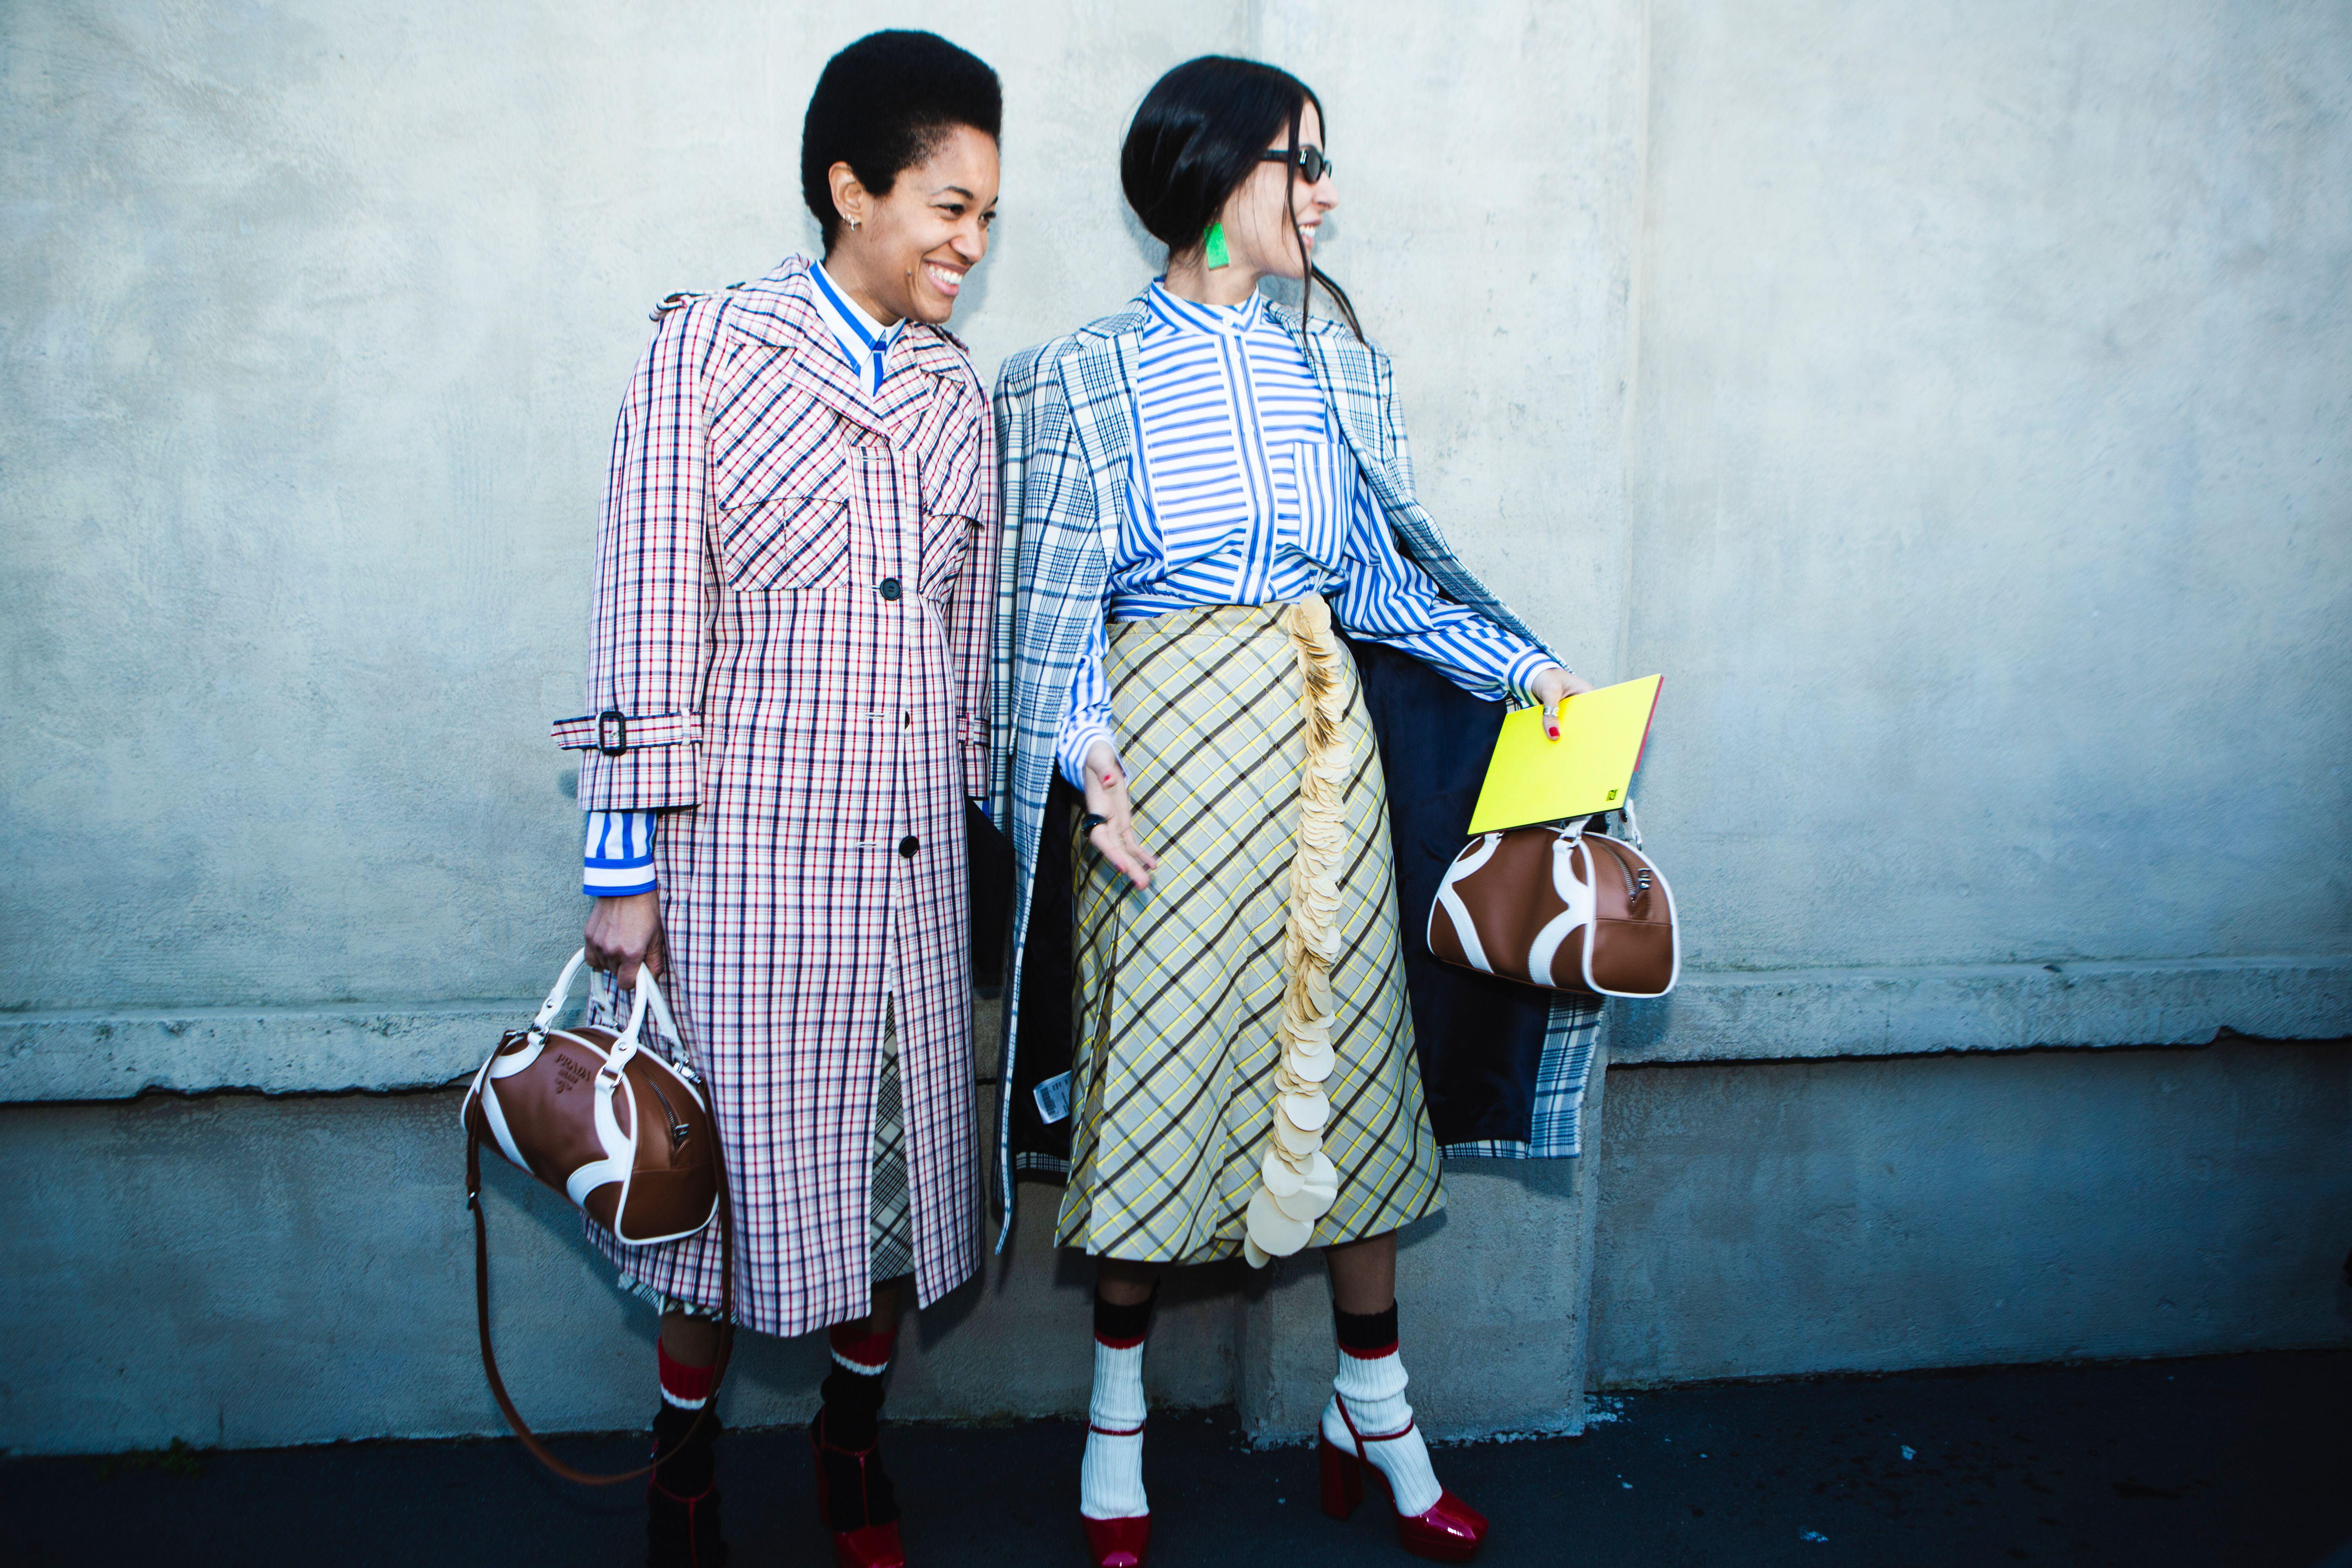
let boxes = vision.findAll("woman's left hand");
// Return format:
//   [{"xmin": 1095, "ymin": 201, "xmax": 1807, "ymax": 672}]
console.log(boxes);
[{"xmin": 1530, "ymin": 665, "xmax": 1595, "ymax": 742}]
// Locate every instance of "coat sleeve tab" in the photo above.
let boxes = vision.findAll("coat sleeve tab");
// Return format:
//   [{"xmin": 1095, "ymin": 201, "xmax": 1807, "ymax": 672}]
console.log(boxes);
[{"xmin": 551, "ymin": 710, "xmax": 700, "ymax": 753}]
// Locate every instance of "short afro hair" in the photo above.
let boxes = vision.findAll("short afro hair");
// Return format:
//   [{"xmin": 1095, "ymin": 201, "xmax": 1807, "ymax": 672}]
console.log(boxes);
[{"xmin": 801, "ymin": 31, "xmax": 1002, "ymax": 249}]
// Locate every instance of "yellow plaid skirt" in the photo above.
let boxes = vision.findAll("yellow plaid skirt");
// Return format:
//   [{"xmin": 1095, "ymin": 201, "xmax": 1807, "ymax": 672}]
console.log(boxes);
[{"xmin": 1055, "ymin": 600, "xmax": 1444, "ymax": 1263}]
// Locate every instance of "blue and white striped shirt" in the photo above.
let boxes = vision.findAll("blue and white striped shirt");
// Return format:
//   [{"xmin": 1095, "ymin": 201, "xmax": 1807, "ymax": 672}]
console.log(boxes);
[
  {"xmin": 580, "ymin": 262, "xmax": 904, "ymax": 896},
  {"xmin": 1056, "ymin": 283, "xmax": 1555, "ymax": 787}
]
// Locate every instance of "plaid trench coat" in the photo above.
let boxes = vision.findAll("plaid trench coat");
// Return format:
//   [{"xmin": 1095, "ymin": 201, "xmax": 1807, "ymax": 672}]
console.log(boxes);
[
  {"xmin": 986, "ymin": 291, "xmax": 1597, "ymax": 1254},
  {"xmin": 562, "ymin": 257, "xmax": 1004, "ymax": 1336}
]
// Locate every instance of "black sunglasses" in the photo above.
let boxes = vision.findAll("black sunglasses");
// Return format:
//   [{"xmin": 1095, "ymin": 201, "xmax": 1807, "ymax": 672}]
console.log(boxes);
[{"xmin": 1261, "ymin": 145, "xmax": 1334, "ymax": 184}]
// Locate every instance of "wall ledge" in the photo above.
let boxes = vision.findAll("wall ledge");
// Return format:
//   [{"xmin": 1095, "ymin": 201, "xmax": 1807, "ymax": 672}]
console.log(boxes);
[
  {"xmin": 0, "ymin": 1000, "xmax": 521, "ymax": 1102},
  {"xmin": 1611, "ymin": 956, "xmax": 2352, "ymax": 1064},
  {"xmin": 3, "ymin": 957, "xmax": 2345, "ymax": 1102}
]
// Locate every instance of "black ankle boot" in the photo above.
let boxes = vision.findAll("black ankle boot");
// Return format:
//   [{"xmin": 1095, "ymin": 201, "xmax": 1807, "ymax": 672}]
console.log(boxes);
[{"xmin": 646, "ymin": 1403, "xmax": 727, "ymax": 1568}]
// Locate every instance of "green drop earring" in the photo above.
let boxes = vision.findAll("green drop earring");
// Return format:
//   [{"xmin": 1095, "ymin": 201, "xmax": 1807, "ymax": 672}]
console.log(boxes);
[{"xmin": 1203, "ymin": 221, "xmax": 1230, "ymax": 270}]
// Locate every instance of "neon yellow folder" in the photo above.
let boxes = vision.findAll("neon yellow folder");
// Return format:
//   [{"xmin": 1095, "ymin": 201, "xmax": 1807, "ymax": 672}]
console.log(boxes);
[{"xmin": 1466, "ymin": 675, "xmax": 1663, "ymax": 833}]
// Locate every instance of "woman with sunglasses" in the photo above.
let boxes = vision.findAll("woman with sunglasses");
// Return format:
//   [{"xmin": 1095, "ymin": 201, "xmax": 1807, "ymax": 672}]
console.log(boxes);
[{"xmin": 992, "ymin": 55, "xmax": 1587, "ymax": 1567}]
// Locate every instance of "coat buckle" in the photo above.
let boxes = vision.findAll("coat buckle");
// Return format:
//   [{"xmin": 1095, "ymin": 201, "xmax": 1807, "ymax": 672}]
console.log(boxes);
[{"xmin": 596, "ymin": 709, "xmax": 628, "ymax": 756}]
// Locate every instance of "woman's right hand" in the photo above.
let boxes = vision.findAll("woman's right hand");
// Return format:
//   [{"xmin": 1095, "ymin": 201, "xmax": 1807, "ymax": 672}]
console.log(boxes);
[
  {"xmin": 585, "ymin": 890, "xmax": 666, "ymax": 987},
  {"xmin": 1082, "ymin": 738, "xmax": 1159, "ymax": 891}
]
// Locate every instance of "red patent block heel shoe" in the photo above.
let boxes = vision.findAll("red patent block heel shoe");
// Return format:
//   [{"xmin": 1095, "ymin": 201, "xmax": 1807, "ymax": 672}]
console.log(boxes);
[
  {"xmin": 1319, "ymin": 1433, "xmax": 1363, "ymax": 1519},
  {"xmin": 1081, "ymin": 1513, "xmax": 1151, "ymax": 1568},
  {"xmin": 1325, "ymin": 1397, "xmax": 1490, "ymax": 1562},
  {"xmin": 810, "ymin": 1412, "xmax": 907, "ymax": 1568},
  {"xmin": 828, "ymin": 1523, "xmax": 906, "ymax": 1568}
]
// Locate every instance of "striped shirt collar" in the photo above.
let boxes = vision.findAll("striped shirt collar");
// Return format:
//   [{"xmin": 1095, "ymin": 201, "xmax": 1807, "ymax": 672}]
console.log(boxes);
[
  {"xmin": 809, "ymin": 260, "xmax": 908, "ymax": 394},
  {"xmin": 1144, "ymin": 278, "xmax": 1267, "ymax": 338}
]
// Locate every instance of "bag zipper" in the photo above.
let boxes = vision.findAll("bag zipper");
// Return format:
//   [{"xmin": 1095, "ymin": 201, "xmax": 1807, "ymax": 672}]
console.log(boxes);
[{"xmin": 642, "ymin": 1072, "xmax": 693, "ymax": 1149}]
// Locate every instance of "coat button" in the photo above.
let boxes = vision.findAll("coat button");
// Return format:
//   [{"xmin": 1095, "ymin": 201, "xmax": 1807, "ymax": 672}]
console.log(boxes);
[
  {"xmin": 898, "ymin": 835, "xmax": 919, "ymax": 858},
  {"xmin": 878, "ymin": 578, "xmax": 902, "ymax": 600}
]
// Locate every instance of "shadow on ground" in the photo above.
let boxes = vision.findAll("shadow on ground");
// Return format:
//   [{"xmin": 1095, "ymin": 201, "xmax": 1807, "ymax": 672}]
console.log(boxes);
[{"xmin": 7, "ymin": 1350, "xmax": 2348, "ymax": 1566}]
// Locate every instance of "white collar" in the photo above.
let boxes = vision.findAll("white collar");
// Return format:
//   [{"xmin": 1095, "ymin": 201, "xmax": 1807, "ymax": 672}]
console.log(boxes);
[{"xmin": 810, "ymin": 260, "xmax": 908, "ymax": 393}]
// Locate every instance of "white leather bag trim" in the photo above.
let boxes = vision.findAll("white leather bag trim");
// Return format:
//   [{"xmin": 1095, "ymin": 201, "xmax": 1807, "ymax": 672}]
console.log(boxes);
[
  {"xmin": 1527, "ymin": 830, "xmax": 1595, "ymax": 988},
  {"xmin": 478, "ymin": 1073, "xmax": 531, "ymax": 1174},
  {"xmin": 488, "ymin": 1035, "xmax": 546, "ymax": 1079},
  {"xmin": 1577, "ymin": 832, "xmax": 1683, "ymax": 998},
  {"xmin": 569, "ymin": 1082, "xmax": 636, "ymax": 1213},
  {"xmin": 461, "ymin": 1051, "xmax": 496, "ymax": 1133},
  {"xmin": 532, "ymin": 948, "xmax": 592, "ymax": 1033},
  {"xmin": 572, "ymin": 969, "xmax": 657, "ymax": 1223},
  {"xmin": 1430, "ymin": 832, "xmax": 1503, "ymax": 974},
  {"xmin": 617, "ymin": 973, "xmax": 719, "ymax": 1243},
  {"xmin": 635, "ymin": 972, "xmax": 708, "ymax": 1109}
]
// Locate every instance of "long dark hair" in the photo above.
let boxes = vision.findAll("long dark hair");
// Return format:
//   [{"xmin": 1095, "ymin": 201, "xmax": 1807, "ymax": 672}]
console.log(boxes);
[{"xmin": 1120, "ymin": 56, "xmax": 1361, "ymax": 339}]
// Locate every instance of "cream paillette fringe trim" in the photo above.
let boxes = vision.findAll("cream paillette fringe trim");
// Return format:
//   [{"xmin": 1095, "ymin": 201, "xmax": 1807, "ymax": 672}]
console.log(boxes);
[{"xmin": 1243, "ymin": 592, "xmax": 1352, "ymax": 1267}]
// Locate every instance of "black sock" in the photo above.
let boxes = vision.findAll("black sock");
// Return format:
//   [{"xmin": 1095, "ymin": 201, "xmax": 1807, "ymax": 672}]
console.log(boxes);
[
  {"xmin": 819, "ymin": 1363, "xmax": 887, "ymax": 1452},
  {"xmin": 649, "ymin": 1401, "xmax": 721, "ymax": 1497},
  {"xmin": 1332, "ymin": 1301, "xmax": 1399, "ymax": 1356},
  {"xmin": 1093, "ymin": 1282, "xmax": 1159, "ymax": 1346}
]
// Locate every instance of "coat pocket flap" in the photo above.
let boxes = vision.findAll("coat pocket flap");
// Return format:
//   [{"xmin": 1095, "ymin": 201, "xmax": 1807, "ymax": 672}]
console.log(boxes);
[{"xmin": 715, "ymin": 492, "xmax": 851, "ymax": 591}]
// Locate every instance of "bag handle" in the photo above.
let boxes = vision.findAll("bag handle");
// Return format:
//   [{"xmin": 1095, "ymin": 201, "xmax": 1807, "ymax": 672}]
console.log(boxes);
[
  {"xmin": 469, "ymin": 959, "xmax": 734, "ymax": 1486},
  {"xmin": 530, "ymin": 947, "xmax": 594, "ymax": 1035}
]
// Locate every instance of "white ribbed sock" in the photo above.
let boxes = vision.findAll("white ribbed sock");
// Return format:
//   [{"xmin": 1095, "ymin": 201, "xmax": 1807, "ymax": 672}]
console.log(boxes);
[
  {"xmin": 1324, "ymin": 1345, "xmax": 1442, "ymax": 1517},
  {"xmin": 1080, "ymin": 1337, "xmax": 1149, "ymax": 1521}
]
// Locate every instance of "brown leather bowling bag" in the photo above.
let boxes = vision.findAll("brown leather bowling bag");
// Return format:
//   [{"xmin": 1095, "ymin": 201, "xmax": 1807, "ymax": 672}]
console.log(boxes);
[
  {"xmin": 1427, "ymin": 811, "xmax": 1681, "ymax": 997},
  {"xmin": 461, "ymin": 950, "xmax": 731, "ymax": 1485},
  {"xmin": 463, "ymin": 949, "xmax": 720, "ymax": 1244}
]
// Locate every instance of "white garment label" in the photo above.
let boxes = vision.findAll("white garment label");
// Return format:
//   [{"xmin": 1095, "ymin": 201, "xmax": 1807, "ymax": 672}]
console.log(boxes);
[{"xmin": 1033, "ymin": 1071, "xmax": 1073, "ymax": 1125}]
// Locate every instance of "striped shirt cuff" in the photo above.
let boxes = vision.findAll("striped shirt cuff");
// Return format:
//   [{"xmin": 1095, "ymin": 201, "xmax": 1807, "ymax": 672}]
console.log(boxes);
[
  {"xmin": 584, "ymin": 809, "xmax": 657, "ymax": 896},
  {"xmin": 1057, "ymin": 720, "xmax": 1118, "ymax": 793},
  {"xmin": 1505, "ymin": 648, "xmax": 1562, "ymax": 705}
]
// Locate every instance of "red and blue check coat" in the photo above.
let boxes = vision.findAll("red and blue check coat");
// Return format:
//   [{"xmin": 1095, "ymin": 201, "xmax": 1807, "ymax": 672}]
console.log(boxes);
[{"xmin": 557, "ymin": 257, "xmax": 1003, "ymax": 1337}]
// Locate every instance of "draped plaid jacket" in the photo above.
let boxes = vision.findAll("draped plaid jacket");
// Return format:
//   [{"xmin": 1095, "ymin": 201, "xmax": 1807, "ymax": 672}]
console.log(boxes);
[{"xmin": 987, "ymin": 291, "xmax": 1596, "ymax": 1252}]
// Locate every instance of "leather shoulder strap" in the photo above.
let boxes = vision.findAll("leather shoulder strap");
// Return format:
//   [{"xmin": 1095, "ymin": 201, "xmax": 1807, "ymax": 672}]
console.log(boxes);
[{"xmin": 467, "ymin": 1131, "xmax": 735, "ymax": 1485}]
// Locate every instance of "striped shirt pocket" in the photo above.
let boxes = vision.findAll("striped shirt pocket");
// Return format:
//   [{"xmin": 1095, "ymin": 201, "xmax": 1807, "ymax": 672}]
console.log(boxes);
[{"xmin": 1281, "ymin": 435, "xmax": 1352, "ymax": 572}]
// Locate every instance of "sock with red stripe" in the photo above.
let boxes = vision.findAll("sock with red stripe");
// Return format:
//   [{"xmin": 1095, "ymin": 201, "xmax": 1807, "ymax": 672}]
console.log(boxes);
[
  {"xmin": 1080, "ymin": 1287, "xmax": 1155, "ymax": 1521},
  {"xmin": 1324, "ymin": 1300, "xmax": 1441, "ymax": 1516},
  {"xmin": 658, "ymin": 1341, "xmax": 717, "ymax": 1411}
]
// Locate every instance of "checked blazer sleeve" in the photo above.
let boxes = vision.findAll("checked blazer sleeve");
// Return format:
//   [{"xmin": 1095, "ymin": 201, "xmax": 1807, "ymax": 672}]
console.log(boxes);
[
  {"xmin": 984, "ymin": 352, "xmax": 1036, "ymax": 827},
  {"xmin": 1374, "ymin": 343, "xmax": 1419, "ymax": 496},
  {"xmin": 574, "ymin": 304, "xmax": 718, "ymax": 812}
]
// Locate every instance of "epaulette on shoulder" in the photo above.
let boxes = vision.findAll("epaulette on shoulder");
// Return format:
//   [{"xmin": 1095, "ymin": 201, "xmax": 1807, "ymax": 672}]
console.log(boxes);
[{"xmin": 648, "ymin": 281, "xmax": 748, "ymax": 324}]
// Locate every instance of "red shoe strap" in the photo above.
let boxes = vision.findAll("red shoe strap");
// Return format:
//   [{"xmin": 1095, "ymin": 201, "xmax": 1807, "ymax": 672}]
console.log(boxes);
[{"xmin": 1333, "ymin": 1392, "xmax": 1417, "ymax": 1451}]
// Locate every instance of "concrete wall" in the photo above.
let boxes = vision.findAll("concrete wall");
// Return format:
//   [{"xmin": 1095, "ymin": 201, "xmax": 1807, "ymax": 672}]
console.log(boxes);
[
  {"xmin": 0, "ymin": 0, "xmax": 1637, "ymax": 1025},
  {"xmin": 0, "ymin": 1080, "xmax": 1604, "ymax": 1454},
  {"xmin": 1590, "ymin": 1040, "xmax": 2352, "ymax": 1387},
  {"xmin": 1622, "ymin": 0, "xmax": 2352, "ymax": 982},
  {"xmin": 11, "ymin": 1035, "xmax": 2345, "ymax": 1454},
  {"xmin": 2, "ymin": 0, "xmax": 2347, "ymax": 1454}
]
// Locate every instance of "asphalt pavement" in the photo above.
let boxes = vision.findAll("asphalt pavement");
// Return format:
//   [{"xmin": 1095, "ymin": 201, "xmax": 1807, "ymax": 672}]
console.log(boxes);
[{"xmin": 8, "ymin": 1349, "xmax": 2347, "ymax": 1567}]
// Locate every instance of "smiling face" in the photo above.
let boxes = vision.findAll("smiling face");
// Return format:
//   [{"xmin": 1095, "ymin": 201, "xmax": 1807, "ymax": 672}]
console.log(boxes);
[
  {"xmin": 824, "ymin": 122, "xmax": 1000, "ymax": 326},
  {"xmin": 1212, "ymin": 102, "xmax": 1337, "ymax": 282}
]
